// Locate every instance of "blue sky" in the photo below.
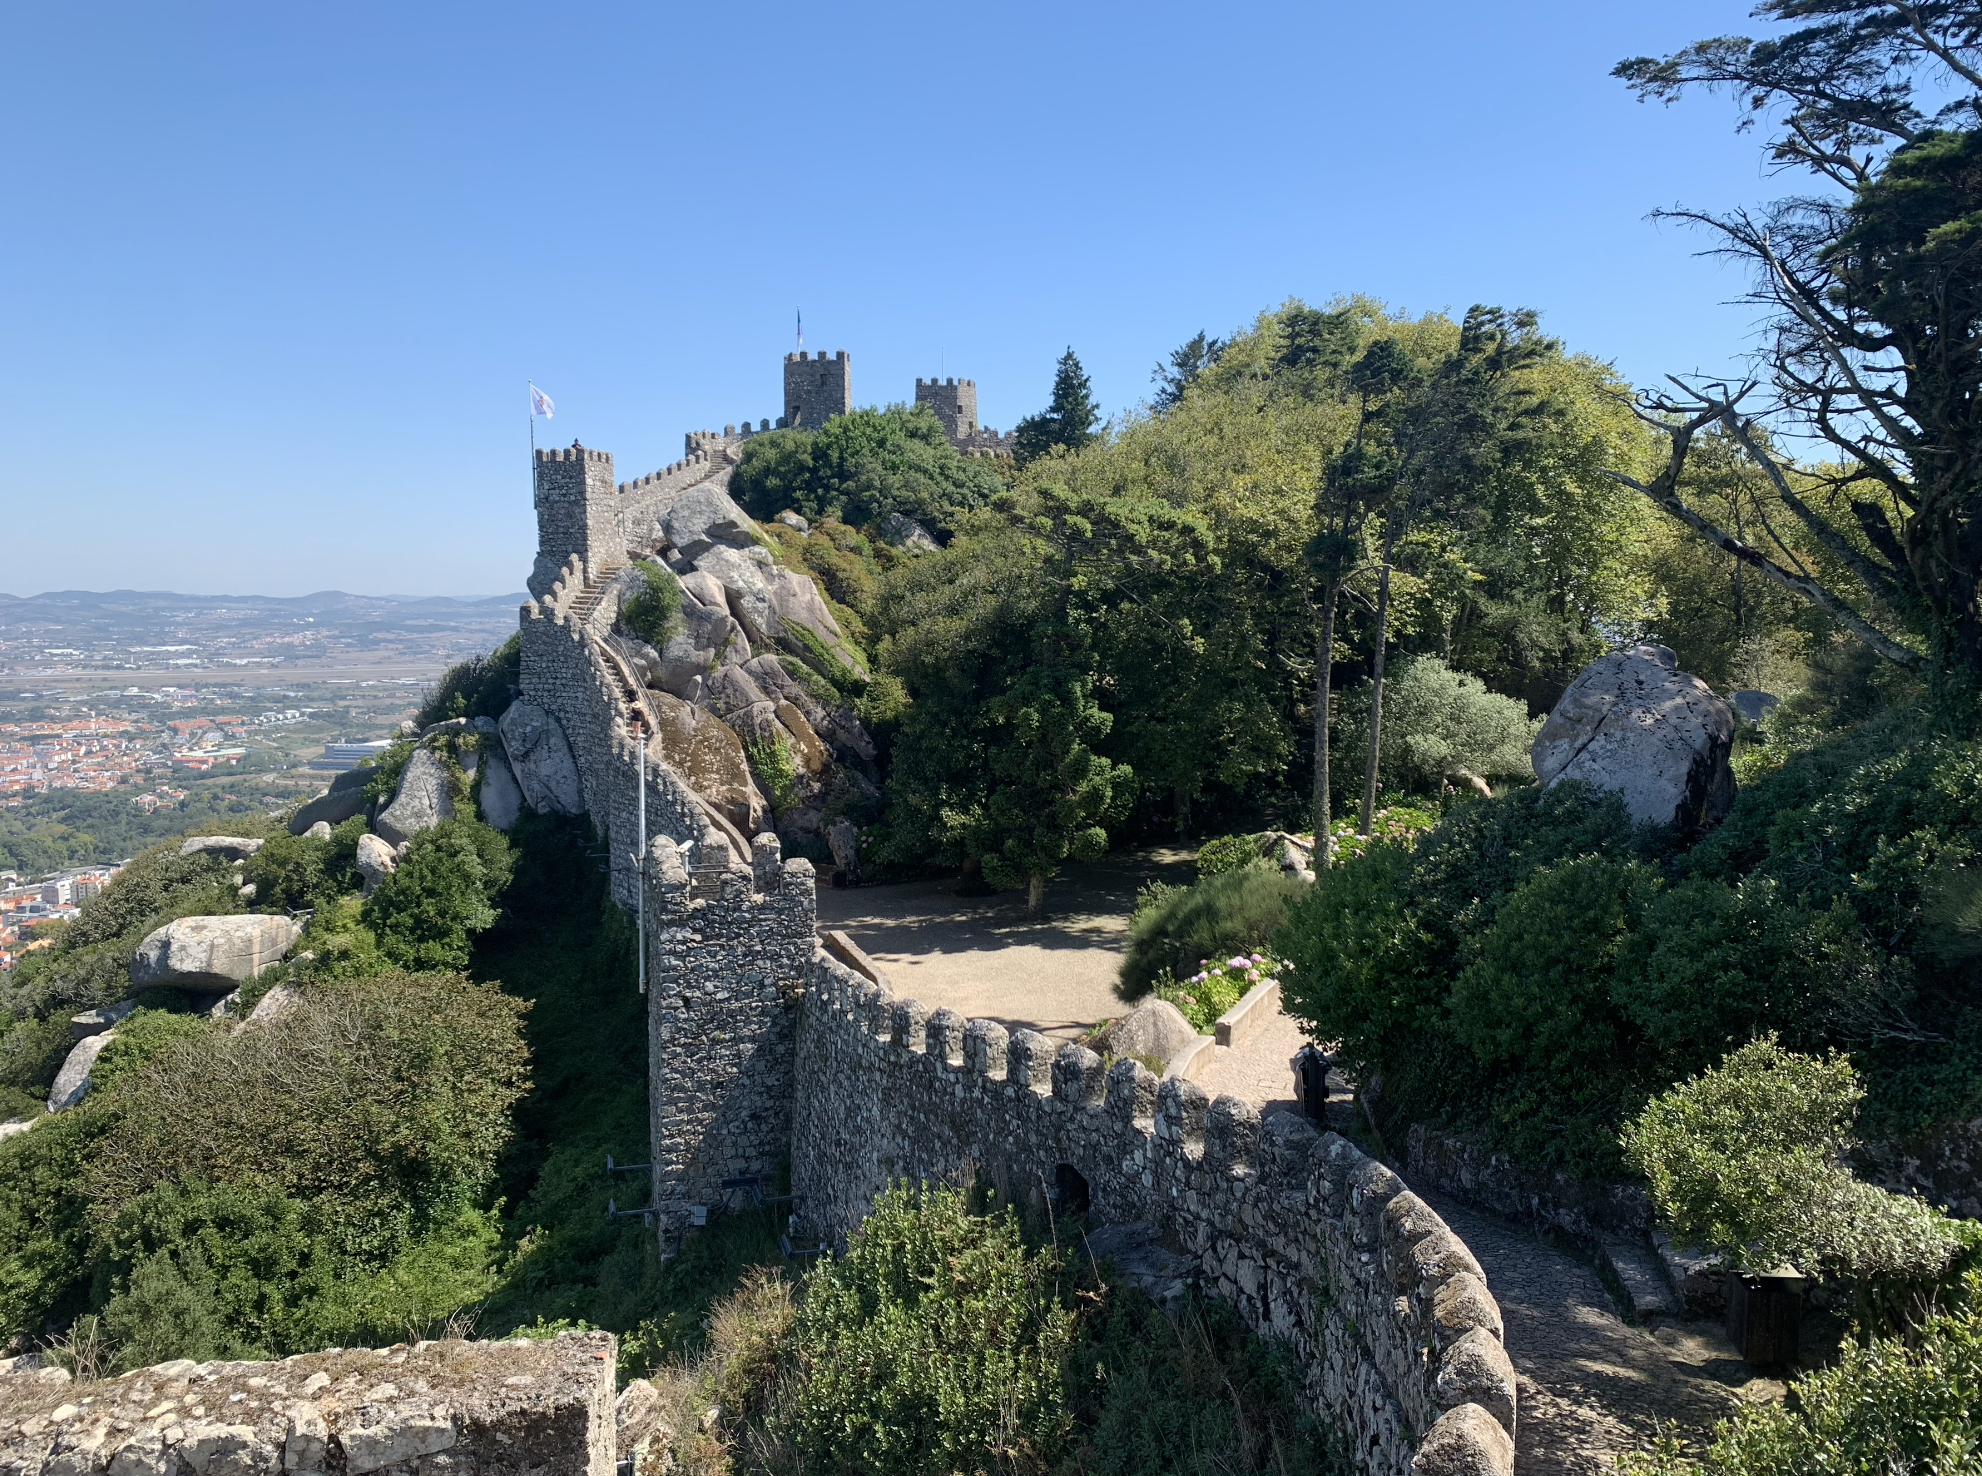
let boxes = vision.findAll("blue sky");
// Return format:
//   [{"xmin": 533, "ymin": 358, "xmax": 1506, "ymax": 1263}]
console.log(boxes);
[{"xmin": 3, "ymin": 1, "xmax": 1792, "ymax": 598}]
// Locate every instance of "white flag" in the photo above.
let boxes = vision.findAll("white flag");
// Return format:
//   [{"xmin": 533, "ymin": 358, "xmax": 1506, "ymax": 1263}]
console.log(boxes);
[{"xmin": 530, "ymin": 383, "xmax": 554, "ymax": 419}]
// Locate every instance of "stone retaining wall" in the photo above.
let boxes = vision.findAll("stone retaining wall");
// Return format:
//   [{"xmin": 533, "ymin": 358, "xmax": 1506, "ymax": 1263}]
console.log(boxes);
[
  {"xmin": 791, "ymin": 952, "xmax": 1517, "ymax": 1476},
  {"xmin": 0, "ymin": 1333, "xmax": 616, "ymax": 1476}
]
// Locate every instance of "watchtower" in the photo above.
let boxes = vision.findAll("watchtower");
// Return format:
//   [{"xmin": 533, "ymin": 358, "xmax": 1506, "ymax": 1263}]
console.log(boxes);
[
  {"xmin": 782, "ymin": 350, "xmax": 851, "ymax": 430},
  {"xmin": 914, "ymin": 377, "xmax": 979, "ymax": 441},
  {"xmin": 530, "ymin": 442, "xmax": 617, "ymax": 600}
]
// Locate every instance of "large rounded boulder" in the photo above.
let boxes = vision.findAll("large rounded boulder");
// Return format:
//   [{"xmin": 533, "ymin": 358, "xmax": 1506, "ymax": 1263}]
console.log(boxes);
[
  {"xmin": 131, "ymin": 914, "xmax": 300, "ymax": 994},
  {"xmin": 1532, "ymin": 644, "xmax": 1736, "ymax": 835},
  {"xmin": 498, "ymin": 700, "xmax": 586, "ymax": 816},
  {"xmin": 373, "ymin": 747, "xmax": 456, "ymax": 848}
]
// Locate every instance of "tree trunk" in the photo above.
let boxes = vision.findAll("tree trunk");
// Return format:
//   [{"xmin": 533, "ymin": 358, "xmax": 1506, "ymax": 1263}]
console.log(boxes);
[
  {"xmin": 1175, "ymin": 786, "xmax": 1191, "ymax": 845},
  {"xmin": 1360, "ymin": 556, "xmax": 1396, "ymax": 837},
  {"xmin": 1314, "ymin": 581, "xmax": 1340, "ymax": 844},
  {"xmin": 1027, "ymin": 871, "xmax": 1045, "ymax": 919}
]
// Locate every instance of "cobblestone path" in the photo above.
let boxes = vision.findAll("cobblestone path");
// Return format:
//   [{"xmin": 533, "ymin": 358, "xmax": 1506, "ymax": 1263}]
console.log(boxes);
[{"xmin": 1415, "ymin": 1190, "xmax": 1781, "ymax": 1474}]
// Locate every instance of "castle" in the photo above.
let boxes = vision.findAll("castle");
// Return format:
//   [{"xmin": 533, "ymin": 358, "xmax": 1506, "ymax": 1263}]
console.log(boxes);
[
  {"xmin": 781, "ymin": 348, "xmax": 1017, "ymax": 455},
  {"xmin": 506, "ymin": 355, "xmax": 1518, "ymax": 1476}
]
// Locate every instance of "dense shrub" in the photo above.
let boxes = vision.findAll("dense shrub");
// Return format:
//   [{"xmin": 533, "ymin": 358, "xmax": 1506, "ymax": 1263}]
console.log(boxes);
[
  {"xmin": 1277, "ymin": 783, "xmax": 1674, "ymax": 1174},
  {"xmin": 0, "ymin": 841, "xmax": 244, "ymax": 1104},
  {"xmin": 89, "ymin": 1010, "xmax": 213, "ymax": 1096},
  {"xmin": 414, "ymin": 634, "xmax": 520, "ymax": 729},
  {"xmin": 241, "ymin": 817, "xmax": 366, "ymax": 914},
  {"xmin": 1622, "ymin": 1039, "xmax": 1966, "ymax": 1285},
  {"xmin": 363, "ymin": 819, "xmax": 514, "ymax": 970},
  {"xmin": 1620, "ymin": 1273, "xmax": 1982, "ymax": 1475},
  {"xmin": 618, "ymin": 563, "xmax": 684, "ymax": 650},
  {"xmin": 1120, "ymin": 866, "xmax": 1308, "ymax": 1000},
  {"xmin": 1193, "ymin": 834, "xmax": 1258, "ymax": 879},
  {"xmin": 87, "ymin": 971, "xmax": 527, "ymax": 1223},
  {"xmin": 1331, "ymin": 655, "xmax": 1539, "ymax": 800},
  {"xmin": 730, "ymin": 406, "xmax": 1001, "ymax": 535},
  {"xmin": 0, "ymin": 966, "xmax": 529, "ymax": 1362},
  {"xmin": 646, "ymin": 1195, "xmax": 1336, "ymax": 1476},
  {"xmin": 762, "ymin": 517, "xmax": 885, "ymax": 623},
  {"xmin": 1282, "ymin": 712, "xmax": 1982, "ymax": 1176},
  {"xmin": 776, "ymin": 1184, "xmax": 1076, "ymax": 1475},
  {"xmin": 1056, "ymin": 1289, "xmax": 1334, "ymax": 1476},
  {"xmin": 1450, "ymin": 855, "xmax": 1653, "ymax": 1076}
]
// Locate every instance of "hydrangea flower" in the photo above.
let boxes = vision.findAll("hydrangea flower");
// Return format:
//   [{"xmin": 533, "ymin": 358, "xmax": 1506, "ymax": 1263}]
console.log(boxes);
[{"xmin": 1228, "ymin": 956, "xmax": 1251, "ymax": 970}]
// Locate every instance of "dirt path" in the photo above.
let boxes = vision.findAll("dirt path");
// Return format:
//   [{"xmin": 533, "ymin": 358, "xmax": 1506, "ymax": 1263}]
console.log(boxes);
[
  {"xmin": 816, "ymin": 850, "xmax": 1192, "ymax": 1039},
  {"xmin": 1415, "ymin": 1190, "xmax": 1776, "ymax": 1474}
]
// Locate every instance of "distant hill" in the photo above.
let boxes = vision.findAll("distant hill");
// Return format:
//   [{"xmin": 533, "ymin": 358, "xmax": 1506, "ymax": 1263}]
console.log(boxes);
[{"xmin": 0, "ymin": 589, "xmax": 527, "ymax": 616}]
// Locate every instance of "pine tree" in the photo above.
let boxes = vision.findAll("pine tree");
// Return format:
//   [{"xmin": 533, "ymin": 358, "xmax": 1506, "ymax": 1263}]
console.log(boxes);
[
  {"xmin": 1151, "ymin": 331, "xmax": 1223, "ymax": 411},
  {"xmin": 1013, "ymin": 348, "xmax": 1101, "ymax": 464}
]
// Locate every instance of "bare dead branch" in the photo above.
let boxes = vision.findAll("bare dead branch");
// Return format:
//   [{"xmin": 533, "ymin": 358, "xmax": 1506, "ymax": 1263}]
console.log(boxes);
[
  {"xmin": 1608, "ymin": 412, "xmax": 1921, "ymax": 670},
  {"xmin": 1717, "ymin": 408, "xmax": 1909, "ymax": 605}
]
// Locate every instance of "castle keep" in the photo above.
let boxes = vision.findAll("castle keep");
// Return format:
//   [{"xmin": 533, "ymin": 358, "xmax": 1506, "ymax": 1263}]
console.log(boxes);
[{"xmin": 508, "ymin": 351, "xmax": 1517, "ymax": 1476}]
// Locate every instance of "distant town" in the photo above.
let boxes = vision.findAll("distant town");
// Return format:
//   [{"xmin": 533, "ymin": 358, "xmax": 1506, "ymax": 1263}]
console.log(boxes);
[{"xmin": 0, "ymin": 586, "xmax": 524, "ymax": 971}]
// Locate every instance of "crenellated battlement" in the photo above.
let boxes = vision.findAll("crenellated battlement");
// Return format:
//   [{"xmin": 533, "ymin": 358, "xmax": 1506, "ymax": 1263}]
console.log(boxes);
[
  {"xmin": 535, "ymin": 444, "xmax": 614, "ymax": 465},
  {"xmin": 793, "ymin": 954, "xmax": 1519, "ymax": 1476},
  {"xmin": 914, "ymin": 376, "xmax": 976, "ymax": 388},
  {"xmin": 783, "ymin": 349, "xmax": 852, "ymax": 430}
]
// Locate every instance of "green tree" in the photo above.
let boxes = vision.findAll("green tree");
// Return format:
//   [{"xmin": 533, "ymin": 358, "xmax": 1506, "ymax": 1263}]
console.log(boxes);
[
  {"xmin": 1330, "ymin": 655, "xmax": 1538, "ymax": 801},
  {"xmin": 968, "ymin": 670, "xmax": 1132, "ymax": 917},
  {"xmin": 730, "ymin": 405, "xmax": 1000, "ymax": 534},
  {"xmin": 1311, "ymin": 335, "xmax": 1416, "ymax": 832},
  {"xmin": 363, "ymin": 819, "xmax": 515, "ymax": 971},
  {"xmin": 876, "ymin": 487, "xmax": 1206, "ymax": 911},
  {"xmin": 1614, "ymin": 4, "xmax": 1982, "ymax": 722},
  {"xmin": 1014, "ymin": 348, "xmax": 1101, "ymax": 464},
  {"xmin": 1355, "ymin": 306, "xmax": 1560, "ymax": 834},
  {"xmin": 1150, "ymin": 331, "xmax": 1224, "ymax": 411}
]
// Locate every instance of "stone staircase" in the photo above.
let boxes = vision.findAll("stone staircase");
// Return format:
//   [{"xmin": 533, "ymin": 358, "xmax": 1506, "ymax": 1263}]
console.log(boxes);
[{"xmin": 564, "ymin": 559, "xmax": 624, "ymax": 626}]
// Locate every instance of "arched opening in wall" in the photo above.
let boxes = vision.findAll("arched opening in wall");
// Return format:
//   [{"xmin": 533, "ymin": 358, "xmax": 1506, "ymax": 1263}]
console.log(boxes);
[{"xmin": 1052, "ymin": 1163, "xmax": 1090, "ymax": 1220}]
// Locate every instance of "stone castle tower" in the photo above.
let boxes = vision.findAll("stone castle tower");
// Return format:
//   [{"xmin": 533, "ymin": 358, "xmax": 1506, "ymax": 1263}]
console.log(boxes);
[
  {"xmin": 782, "ymin": 350, "xmax": 851, "ymax": 429},
  {"xmin": 914, "ymin": 377, "xmax": 979, "ymax": 440}
]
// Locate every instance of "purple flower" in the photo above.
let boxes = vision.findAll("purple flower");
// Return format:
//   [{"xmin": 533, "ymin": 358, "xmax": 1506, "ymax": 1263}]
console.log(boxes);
[{"xmin": 1227, "ymin": 956, "xmax": 1250, "ymax": 970}]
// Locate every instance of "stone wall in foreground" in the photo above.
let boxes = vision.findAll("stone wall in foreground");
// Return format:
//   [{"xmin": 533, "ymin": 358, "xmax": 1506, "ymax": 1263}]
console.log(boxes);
[
  {"xmin": 0, "ymin": 1332, "xmax": 617, "ymax": 1476},
  {"xmin": 790, "ymin": 953, "xmax": 1518, "ymax": 1476}
]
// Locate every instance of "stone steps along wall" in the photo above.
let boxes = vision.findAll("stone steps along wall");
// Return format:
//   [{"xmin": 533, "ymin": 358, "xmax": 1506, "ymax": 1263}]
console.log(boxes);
[
  {"xmin": 519, "ymin": 555, "xmax": 731, "ymax": 913},
  {"xmin": 532, "ymin": 437, "xmax": 735, "ymax": 603},
  {"xmin": 0, "ymin": 1331, "xmax": 617, "ymax": 1476},
  {"xmin": 639, "ymin": 835, "xmax": 815, "ymax": 1243},
  {"xmin": 790, "ymin": 952, "xmax": 1518, "ymax": 1476}
]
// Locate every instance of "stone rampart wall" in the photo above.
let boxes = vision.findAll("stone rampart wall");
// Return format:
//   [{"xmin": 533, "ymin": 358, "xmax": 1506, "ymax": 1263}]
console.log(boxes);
[
  {"xmin": 518, "ymin": 557, "xmax": 724, "ymax": 911},
  {"xmin": 638, "ymin": 835, "xmax": 813, "ymax": 1239},
  {"xmin": 790, "ymin": 953, "xmax": 1518, "ymax": 1476},
  {"xmin": 0, "ymin": 1332, "xmax": 617, "ymax": 1476}
]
